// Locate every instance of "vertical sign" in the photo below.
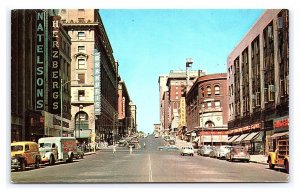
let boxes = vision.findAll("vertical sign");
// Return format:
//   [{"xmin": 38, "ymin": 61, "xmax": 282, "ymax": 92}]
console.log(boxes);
[
  {"xmin": 49, "ymin": 16, "xmax": 61, "ymax": 114},
  {"xmin": 35, "ymin": 10, "xmax": 45, "ymax": 110},
  {"xmin": 94, "ymin": 50, "xmax": 101, "ymax": 115},
  {"xmin": 180, "ymin": 97, "xmax": 186, "ymax": 126}
]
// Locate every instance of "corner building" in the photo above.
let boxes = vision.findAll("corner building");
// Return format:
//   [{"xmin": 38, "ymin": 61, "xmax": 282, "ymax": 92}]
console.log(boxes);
[
  {"xmin": 59, "ymin": 9, "xmax": 118, "ymax": 144},
  {"xmin": 227, "ymin": 9, "xmax": 289, "ymax": 155}
]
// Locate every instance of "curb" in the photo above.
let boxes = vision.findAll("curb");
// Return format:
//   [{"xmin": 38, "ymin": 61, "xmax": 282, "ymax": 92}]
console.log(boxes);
[
  {"xmin": 84, "ymin": 152, "xmax": 96, "ymax": 155},
  {"xmin": 250, "ymin": 160, "xmax": 268, "ymax": 165}
]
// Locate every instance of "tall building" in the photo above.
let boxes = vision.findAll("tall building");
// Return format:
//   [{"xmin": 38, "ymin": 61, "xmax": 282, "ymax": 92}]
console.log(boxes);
[
  {"xmin": 186, "ymin": 73, "xmax": 228, "ymax": 144},
  {"xmin": 59, "ymin": 9, "xmax": 118, "ymax": 145},
  {"xmin": 118, "ymin": 79, "xmax": 132, "ymax": 137},
  {"xmin": 164, "ymin": 70, "xmax": 206, "ymax": 135},
  {"xmin": 227, "ymin": 9, "xmax": 289, "ymax": 155},
  {"xmin": 11, "ymin": 9, "xmax": 72, "ymax": 141},
  {"xmin": 158, "ymin": 75, "xmax": 168, "ymax": 131},
  {"xmin": 129, "ymin": 102, "xmax": 137, "ymax": 134}
]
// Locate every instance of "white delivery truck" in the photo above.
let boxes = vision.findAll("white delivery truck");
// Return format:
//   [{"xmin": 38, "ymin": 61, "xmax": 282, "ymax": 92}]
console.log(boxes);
[{"xmin": 38, "ymin": 137, "xmax": 77, "ymax": 165}]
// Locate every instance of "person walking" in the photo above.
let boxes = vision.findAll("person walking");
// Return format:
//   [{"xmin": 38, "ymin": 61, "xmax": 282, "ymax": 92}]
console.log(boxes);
[
  {"xmin": 129, "ymin": 145, "xmax": 133, "ymax": 154},
  {"xmin": 113, "ymin": 145, "xmax": 116, "ymax": 154}
]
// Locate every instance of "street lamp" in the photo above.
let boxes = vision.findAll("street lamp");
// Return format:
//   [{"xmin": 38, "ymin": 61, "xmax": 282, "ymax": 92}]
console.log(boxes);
[{"xmin": 60, "ymin": 79, "xmax": 79, "ymax": 137}]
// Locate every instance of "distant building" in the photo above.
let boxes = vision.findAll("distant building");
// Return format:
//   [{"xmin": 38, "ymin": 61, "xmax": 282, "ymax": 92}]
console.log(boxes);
[
  {"xmin": 118, "ymin": 79, "xmax": 132, "ymax": 137},
  {"xmin": 186, "ymin": 73, "xmax": 228, "ymax": 145},
  {"xmin": 165, "ymin": 70, "xmax": 206, "ymax": 135},
  {"xmin": 227, "ymin": 9, "xmax": 289, "ymax": 155}
]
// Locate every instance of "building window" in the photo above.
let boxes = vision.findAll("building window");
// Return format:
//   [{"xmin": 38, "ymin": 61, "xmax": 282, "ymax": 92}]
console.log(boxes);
[
  {"xmin": 78, "ymin": 32, "xmax": 85, "ymax": 39},
  {"xmin": 215, "ymin": 85, "xmax": 220, "ymax": 95},
  {"xmin": 78, "ymin": 46, "xmax": 85, "ymax": 52},
  {"xmin": 78, "ymin": 73, "xmax": 85, "ymax": 84},
  {"xmin": 207, "ymin": 102, "xmax": 212, "ymax": 108},
  {"xmin": 207, "ymin": 86, "xmax": 211, "ymax": 96},
  {"xmin": 201, "ymin": 87, "xmax": 204, "ymax": 97},
  {"xmin": 78, "ymin": 18, "xmax": 85, "ymax": 23},
  {"xmin": 215, "ymin": 101, "xmax": 220, "ymax": 108},
  {"xmin": 78, "ymin": 59, "xmax": 86, "ymax": 69},
  {"xmin": 78, "ymin": 90, "xmax": 85, "ymax": 101},
  {"xmin": 176, "ymin": 96, "xmax": 179, "ymax": 100}
]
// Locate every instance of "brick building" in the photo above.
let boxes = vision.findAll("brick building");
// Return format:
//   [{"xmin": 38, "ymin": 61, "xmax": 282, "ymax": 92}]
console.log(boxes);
[
  {"xmin": 59, "ymin": 9, "xmax": 118, "ymax": 144},
  {"xmin": 162, "ymin": 70, "xmax": 205, "ymax": 135},
  {"xmin": 227, "ymin": 9, "xmax": 289, "ymax": 154},
  {"xmin": 118, "ymin": 79, "xmax": 132, "ymax": 138},
  {"xmin": 186, "ymin": 73, "xmax": 228, "ymax": 145},
  {"xmin": 11, "ymin": 9, "xmax": 72, "ymax": 142}
]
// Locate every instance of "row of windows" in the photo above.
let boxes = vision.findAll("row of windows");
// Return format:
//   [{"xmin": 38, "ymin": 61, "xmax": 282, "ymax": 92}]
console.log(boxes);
[{"xmin": 201, "ymin": 85, "xmax": 220, "ymax": 97}]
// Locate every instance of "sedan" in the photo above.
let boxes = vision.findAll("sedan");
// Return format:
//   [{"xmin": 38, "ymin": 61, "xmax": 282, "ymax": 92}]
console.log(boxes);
[
  {"xmin": 226, "ymin": 145, "xmax": 250, "ymax": 162},
  {"xmin": 198, "ymin": 145, "xmax": 213, "ymax": 156},
  {"xmin": 180, "ymin": 146, "xmax": 194, "ymax": 156}
]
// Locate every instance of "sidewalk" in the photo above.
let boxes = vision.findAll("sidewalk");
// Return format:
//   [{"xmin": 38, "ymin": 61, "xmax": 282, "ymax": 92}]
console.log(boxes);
[
  {"xmin": 84, "ymin": 151, "xmax": 96, "ymax": 156},
  {"xmin": 175, "ymin": 137, "xmax": 193, "ymax": 148},
  {"xmin": 250, "ymin": 155, "xmax": 268, "ymax": 165}
]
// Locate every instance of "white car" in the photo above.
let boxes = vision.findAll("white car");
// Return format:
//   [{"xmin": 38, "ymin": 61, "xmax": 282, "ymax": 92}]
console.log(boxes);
[
  {"xmin": 180, "ymin": 146, "xmax": 194, "ymax": 156},
  {"xmin": 154, "ymin": 134, "xmax": 159, "ymax": 138},
  {"xmin": 216, "ymin": 145, "xmax": 232, "ymax": 159}
]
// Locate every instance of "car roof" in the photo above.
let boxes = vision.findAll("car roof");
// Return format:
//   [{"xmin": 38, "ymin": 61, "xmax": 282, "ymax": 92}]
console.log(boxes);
[{"xmin": 11, "ymin": 141, "xmax": 37, "ymax": 146}]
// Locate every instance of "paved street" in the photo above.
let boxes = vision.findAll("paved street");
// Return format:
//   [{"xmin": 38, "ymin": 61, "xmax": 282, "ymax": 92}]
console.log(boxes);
[{"xmin": 11, "ymin": 135, "xmax": 288, "ymax": 183}]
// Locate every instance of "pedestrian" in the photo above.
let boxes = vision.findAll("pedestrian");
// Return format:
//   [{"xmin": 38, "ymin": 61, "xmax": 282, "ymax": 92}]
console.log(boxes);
[
  {"xmin": 143, "ymin": 142, "xmax": 146, "ymax": 148},
  {"xmin": 113, "ymin": 145, "xmax": 116, "ymax": 154},
  {"xmin": 129, "ymin": 146, "xmax": 133, "ymax": 154}
]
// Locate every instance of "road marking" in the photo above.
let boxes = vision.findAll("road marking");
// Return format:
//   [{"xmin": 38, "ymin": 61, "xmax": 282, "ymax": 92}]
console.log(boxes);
[{"xmin": 148, "ymin": 154, "xmax": 153, "ymax": 182}]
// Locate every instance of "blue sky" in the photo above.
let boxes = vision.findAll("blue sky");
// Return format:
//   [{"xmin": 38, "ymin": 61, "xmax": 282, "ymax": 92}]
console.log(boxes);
[{"xmin": 99, "ymin": 9, "xmax": 264, "ymax": 134}]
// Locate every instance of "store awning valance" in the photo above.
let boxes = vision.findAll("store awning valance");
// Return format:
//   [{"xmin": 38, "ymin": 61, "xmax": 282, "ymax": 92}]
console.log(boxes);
[
  {"xmin": 242, "ymin": 132, "xmax": 260, "ymax": 142},
  {"xmin": 233, "ymin": 133, "xmax": 249, "ymax": 143}
]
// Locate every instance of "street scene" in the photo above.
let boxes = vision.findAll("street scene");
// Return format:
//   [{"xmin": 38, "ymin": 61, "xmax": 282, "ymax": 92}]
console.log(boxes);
[
  {"xmin": 10, "ymin": 8, "xmax": 289, "ymax": 183},
  {"xmin": 11, "ymin": 135, "xmax": 287, "ymax": 183}
]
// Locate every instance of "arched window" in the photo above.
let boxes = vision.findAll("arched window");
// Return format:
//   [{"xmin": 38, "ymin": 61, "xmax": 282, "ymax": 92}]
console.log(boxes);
[
  {"xmin": 205, "ymin": 121, "xmax": 215, "ymax": 128},
  {"xmin": 75, "ymin": 111, "xmax": 89, "ymax": 130},
  {"xmin": 207, "ymin": 86, "xmax": 211, "ymax": 96},
  {"xmin": 215, "ymin": 85, "xmax": 220, "ymax": 95}
]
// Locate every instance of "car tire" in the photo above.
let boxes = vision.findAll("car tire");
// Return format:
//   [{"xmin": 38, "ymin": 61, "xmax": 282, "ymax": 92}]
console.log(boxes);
[
  {"xmin": 268, "ymin": 158, "xmax": 275, "ymax": 169},
  {"xmin": 285, "ymin": 160, "xmax": 289, "ymax": 174},
  {"xmin": 35, "ymin": 158, "xmax": 40, "ymax": 168},
  {"xmin": 68, "ymin": 154, "xmax": 74, "ymax": 163},
  {"xmin": 80, "ymin": 154, "xmax": 84, "ymax": 159},
  {"xmin": 20, "ymin": 161, "xmax": 26, "ymax": 171},
  {"xmin": 49, "ymin": 155, "xmax": 55, "ymax": 165}
]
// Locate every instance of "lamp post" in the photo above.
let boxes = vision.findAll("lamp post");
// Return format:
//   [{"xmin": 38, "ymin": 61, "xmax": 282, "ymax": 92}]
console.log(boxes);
[{"xmin": 60, "ymin": 79, "xmax": 79, "ymax": 137}]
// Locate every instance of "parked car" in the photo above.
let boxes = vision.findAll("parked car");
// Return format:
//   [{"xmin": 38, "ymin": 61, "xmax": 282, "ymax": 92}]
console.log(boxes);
[
  {"xmin": 216, "ymin": 145, "xmax": 232, "ymax": 159},
  {"xmin": 11, "ymin": 141, "xmax": 41, "ymax": 171},
  {"xmin": 198, "ymin": 145, "xmax": 213, "ymax": 156},
  {"xmin": 180, "ymin": 146, "xmax": 194, "ymax": 156},
  {"xmin": 209, "ymin": 146, "xmax": 218, "ymax": 158},
  {"xmin": 118, "ymin": 139, "xmax": 128, "ymax": 147},
  {"xmin": 225, "ymin": 146, "xmax": 250, "ymax": 162},
  {"xmin": 155, "ymin": 134, "xmax": 159, "ymax": 138},
  {"xmin": 158, "ymin": 145, "xmax": 179, "ymax": 152}
]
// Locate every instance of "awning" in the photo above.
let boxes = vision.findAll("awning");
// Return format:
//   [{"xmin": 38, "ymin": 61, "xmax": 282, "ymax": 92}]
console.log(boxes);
[
  {"xmin": 271, "ymin": 131, "xmax": 289, "ymax": 138},
  {"xmin": 228, "ymin": 135, "xmax": 240, "ymax": 143},
  {"xmin": 233, "ymin": 133, "xmax": 249, "ymax": 143},
  {"xmin": 242, "ymin": 132, "xmax": 260, "ymax": 142}
]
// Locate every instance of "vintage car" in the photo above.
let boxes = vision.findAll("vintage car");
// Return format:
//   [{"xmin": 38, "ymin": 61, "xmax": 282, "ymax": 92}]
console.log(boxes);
[
  {"xmin": 180, "ymin": 146, "xmax": 194, "ymax": 156},
  {"xmin": 225, "ymin": 145, "xmax": 250, "ymax": 162},
  {"xmin": 198, "ymin": 145, "xmax": 213, "ymax": 156},
  {"xmin": 76, "ymin": 146, "xmax": 84, "ymax": 159},
  {"xmin": 11, "ymin": 141, "xmax": 41, "ymax": 171}
]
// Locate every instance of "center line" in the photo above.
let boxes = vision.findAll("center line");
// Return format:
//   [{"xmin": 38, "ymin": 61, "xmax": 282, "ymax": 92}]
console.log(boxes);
[{"xmin": 148, "ymin": 154, "xmax": 153, "ymax": 182}]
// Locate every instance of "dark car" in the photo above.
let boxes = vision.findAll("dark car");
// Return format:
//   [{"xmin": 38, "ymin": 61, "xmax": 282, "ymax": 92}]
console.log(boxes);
[
  {"xmin": 76, "ymin": 146, "xmax": 84, "ymax": 159},
  {"xmin": 225, "ymin": 146, "xmax": 250, "ymax": 162}
]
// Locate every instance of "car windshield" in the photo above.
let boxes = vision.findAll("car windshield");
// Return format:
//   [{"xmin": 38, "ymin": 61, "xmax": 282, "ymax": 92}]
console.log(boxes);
[
  {"xmin": 11, "ymin": 145, "xmax": 23, "ymax": 151},
  {"xmin": 39, "ymin": 143, "xmax": 52, "ymax": 148}
]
